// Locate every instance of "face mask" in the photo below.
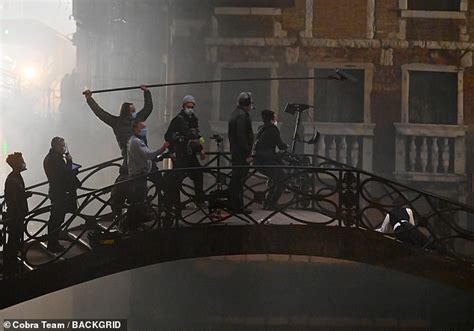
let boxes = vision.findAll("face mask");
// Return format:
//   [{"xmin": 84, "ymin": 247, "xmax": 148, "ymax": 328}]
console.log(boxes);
[
  {"xmin": 139, "ymin": 128, "xmax": 148, "ymax": 137},
  {"xmin": 20, "ymin": 162, "xmax": 27, "ymax": 172},
  {"xmin": 273, "ymin": 121, "xmax": 278, "ymax": 127},
  {"xmin": 131, "ymin": 112, "xmax": 137, "ymax": 119},
  {"xmin": 184, "ymin": 108, "xmax": 194, "ymax": 116}
]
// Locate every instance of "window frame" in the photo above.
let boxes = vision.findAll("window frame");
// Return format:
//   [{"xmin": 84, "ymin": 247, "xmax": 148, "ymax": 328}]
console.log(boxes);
[
  {"xmin": 307, "ymin": 63, "xmax": 374, "ymax": 124},
  {"xmin": 399, "ymin": 0, "xmax": 467, "ymax": 19},
  {"xmin": 401, "ymin": 64, "xmax": 464, "ymax": 125}
]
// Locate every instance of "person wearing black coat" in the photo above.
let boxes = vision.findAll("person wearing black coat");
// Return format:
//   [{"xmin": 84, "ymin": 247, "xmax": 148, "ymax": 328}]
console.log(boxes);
[
  {"xmin": 84, "ymin": 85, "xmax": 153, "ymax": 162},
  {"xmin": 254, "ymin": 110, "xmax": 288, "ymax": 210},
  {"xmin": 43, "ymin": 137, "xmax": 80, "ymax": 252},
  {"xmin": 163, "ymin": 95, "xmax": 206, "ymax": 220},
  {"xmin": 3, "ymin": 153, "xmax": 31, "ymax": 277},
  {"xmin": 228, "ymin": 92, "xmax": 255, "ymax": 214}
]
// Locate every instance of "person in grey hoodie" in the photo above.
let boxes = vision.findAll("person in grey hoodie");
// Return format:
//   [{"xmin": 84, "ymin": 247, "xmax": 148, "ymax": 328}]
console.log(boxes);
[
  {"xmin": 84, "ymin": 85, "xmax": 153, "ymax": 222},
  {"xmin": 126, "ymin": 121, "xmax": 168, "ymax": 231}
]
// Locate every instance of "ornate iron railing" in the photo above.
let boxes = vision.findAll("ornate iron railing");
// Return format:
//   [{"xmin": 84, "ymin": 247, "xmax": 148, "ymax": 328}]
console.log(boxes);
[{"xmin": 0, "ymin": 152, "xmax": 473, "ymax": 276}]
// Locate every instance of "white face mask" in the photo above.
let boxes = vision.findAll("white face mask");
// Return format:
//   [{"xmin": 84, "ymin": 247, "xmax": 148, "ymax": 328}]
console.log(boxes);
[
  {"xmin": 273, "ymin": 121, "xmax": 278, "ymax": 127},
  {"xmin": 184, "ymin": 108, "xmax": 194, "ymax": 116},
  {"xmin": 131, "ymin": 112, "xmax": 137, "ymax": 119}
]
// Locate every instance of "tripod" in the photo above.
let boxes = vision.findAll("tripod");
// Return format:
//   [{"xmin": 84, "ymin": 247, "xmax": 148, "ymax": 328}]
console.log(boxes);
[
  {"xmin": 208, "ymin": 134, "xmax": 231, "ymax": 220},
  {"xmin": 210, "ymin": 134, "xmax": 225, "ymax": 190}
]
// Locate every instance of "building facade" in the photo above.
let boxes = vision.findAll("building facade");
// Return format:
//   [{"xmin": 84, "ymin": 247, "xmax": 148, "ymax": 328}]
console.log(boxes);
[{"xmin": 71, "ymin": 0, "xmax": 474, "ymax": 202}]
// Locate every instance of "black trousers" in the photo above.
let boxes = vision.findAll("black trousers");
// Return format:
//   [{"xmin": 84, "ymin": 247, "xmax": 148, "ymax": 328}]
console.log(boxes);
[
  {"xmin": 163, "ymin": 156, "xmax": 204, "ymax": 215},
  {"xmin": 149, "ymin": 162, "xmax": 164, "ymax": 197},
  {"xmin": 127, "ymin": 176, "xmax": 148, "ymax": 229},
  {"xmin": 3, "ymin": 217, "xmax": 24, "ymax": 276},
  {"xmin": 255, "ymin": 158, "xmax": 286, "ymax": 208},
  {"xmin": 395, "ymin": 223, "xmax": 447, "ymax": 254},
  {"xmin": 48, "ymin": 196, "xmax": 67, "ymax": 246},
  {"xmin": 395, "ymin": 223, "xmax": 429, "ymax": 247},
  {"xmin": 230, "ymin": 157, "xmax": 249, "ymax": 211}
]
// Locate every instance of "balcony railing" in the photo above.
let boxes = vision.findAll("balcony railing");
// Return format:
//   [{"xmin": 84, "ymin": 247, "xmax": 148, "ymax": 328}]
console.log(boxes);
[
  {"xmin": 303, "ymin": 122, "xmax": 375, "ymax": 171},
  {"xmin": 394, "ymin": 123, "xmax": 467, "ymax": 182}
]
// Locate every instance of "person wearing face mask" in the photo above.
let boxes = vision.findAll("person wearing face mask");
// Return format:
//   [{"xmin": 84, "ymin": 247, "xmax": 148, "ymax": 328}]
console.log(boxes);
[
  {"xmin": 3, "ymin": 152, "xmax": 32, "ymax": 277},
  {"xmin": 84, "ymin": 85, "xmax": 153, "ymax": 165},
  {"xmin": 253, "ymin": 110, "xmax": 288, "ymax": 210},
  {"xmin": 43, "ymin": 137, "xmax": 81, "ymax": 253},
  {"xmin": 163, "ymin": 95, "xmax": 206, "ymax": 221},
  {"xmin": 127, "ymin": 121, "xmax": 169, "ymax": 231},
  {"xmin": 84, "ymin": 85, "xmax": 152, "ymax": 223}
]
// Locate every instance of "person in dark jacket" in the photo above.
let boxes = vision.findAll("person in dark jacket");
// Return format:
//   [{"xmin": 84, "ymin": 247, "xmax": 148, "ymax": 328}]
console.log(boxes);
[
  {"xmin": 228, "ymin": 92, "xmax": 255, "ymax": 214},
  {"xmin": 3, "ymin": 153, "xmax": 31, "ymax": 277},
  {"xmin": 84, "ymin": 85, "xmax": 153, "ymax": 162},
  {"xmin": 84, "ymin": 85, "xmax": 153, "ymax": 221},
  {"xmin": 254, "ymin": 110, "xmax": 288, "ymax": 210},
  {"xmin": 163, "ymin": 95, "xmax": 206, "ymax": 219},
  {"xmin": 43, "ymin": 137, "xmax": 80, "ymax": 252}
]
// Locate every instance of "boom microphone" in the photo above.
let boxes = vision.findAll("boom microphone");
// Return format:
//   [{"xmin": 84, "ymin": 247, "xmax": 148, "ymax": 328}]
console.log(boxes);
[{"xmin": 335, "ymin": 69, "xmax": 359, "ymax": 83}]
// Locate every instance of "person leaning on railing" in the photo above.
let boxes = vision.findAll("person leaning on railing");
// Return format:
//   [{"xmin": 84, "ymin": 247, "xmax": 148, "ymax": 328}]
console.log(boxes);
[
  {"xmin": 126, "ymin": 121, "xmax": 168, "ymax": 232},
  {"xmin": 2, "ymin": 152, "xmax": 32, "ymax": 277},
  {"xmin": 376, "ymin": 197, "xmax": 447, "ymax": 254}
]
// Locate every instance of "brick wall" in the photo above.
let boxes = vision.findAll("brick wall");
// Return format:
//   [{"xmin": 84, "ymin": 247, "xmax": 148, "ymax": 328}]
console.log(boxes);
[
  {"xmin": 374, "ymin": 0, "xmax": 399, "ymax": 39},
  {"xmin": 371, "ymin": 66, "xmax": 402, "ymax": 174},
  {"xmin": 468, "ymin": 0, "xmax": 474, "ymax": 40},
  {"xmin": 280, "ymin": 0, "xmax": 306, "ymax": 36},
  {"xmin": 217, "ymin": 15, "xmax": 274, "ymax": 38},
  {"xmin": 392, "ymin": 49, "xmax": 461, "ymax": 66},
  {"xmin": 313, "ymin": 0, "xmax": 368, "ymax": 39},
  {"xmin": 406, "ymin": 18, "xmax": 461, "ymax": 41}
]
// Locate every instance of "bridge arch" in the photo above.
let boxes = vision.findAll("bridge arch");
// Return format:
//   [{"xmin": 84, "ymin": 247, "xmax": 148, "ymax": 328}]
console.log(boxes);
[{"xmin": 1, "ymin": 225, "xmax": 472, "ymax": 309}]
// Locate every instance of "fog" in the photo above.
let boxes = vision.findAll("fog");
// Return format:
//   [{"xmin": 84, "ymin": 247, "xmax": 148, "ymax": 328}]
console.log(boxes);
[
  {"xmin": 0, "ymin": 0, "xmax": 165, "ymax": 192},
  {"xmin": 0, "ymin": 0, "xmax": 77, "ymax": 190},
  {"xmin": 0, "ymin": 0, "xmax": 337, "ymax": 194}
]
